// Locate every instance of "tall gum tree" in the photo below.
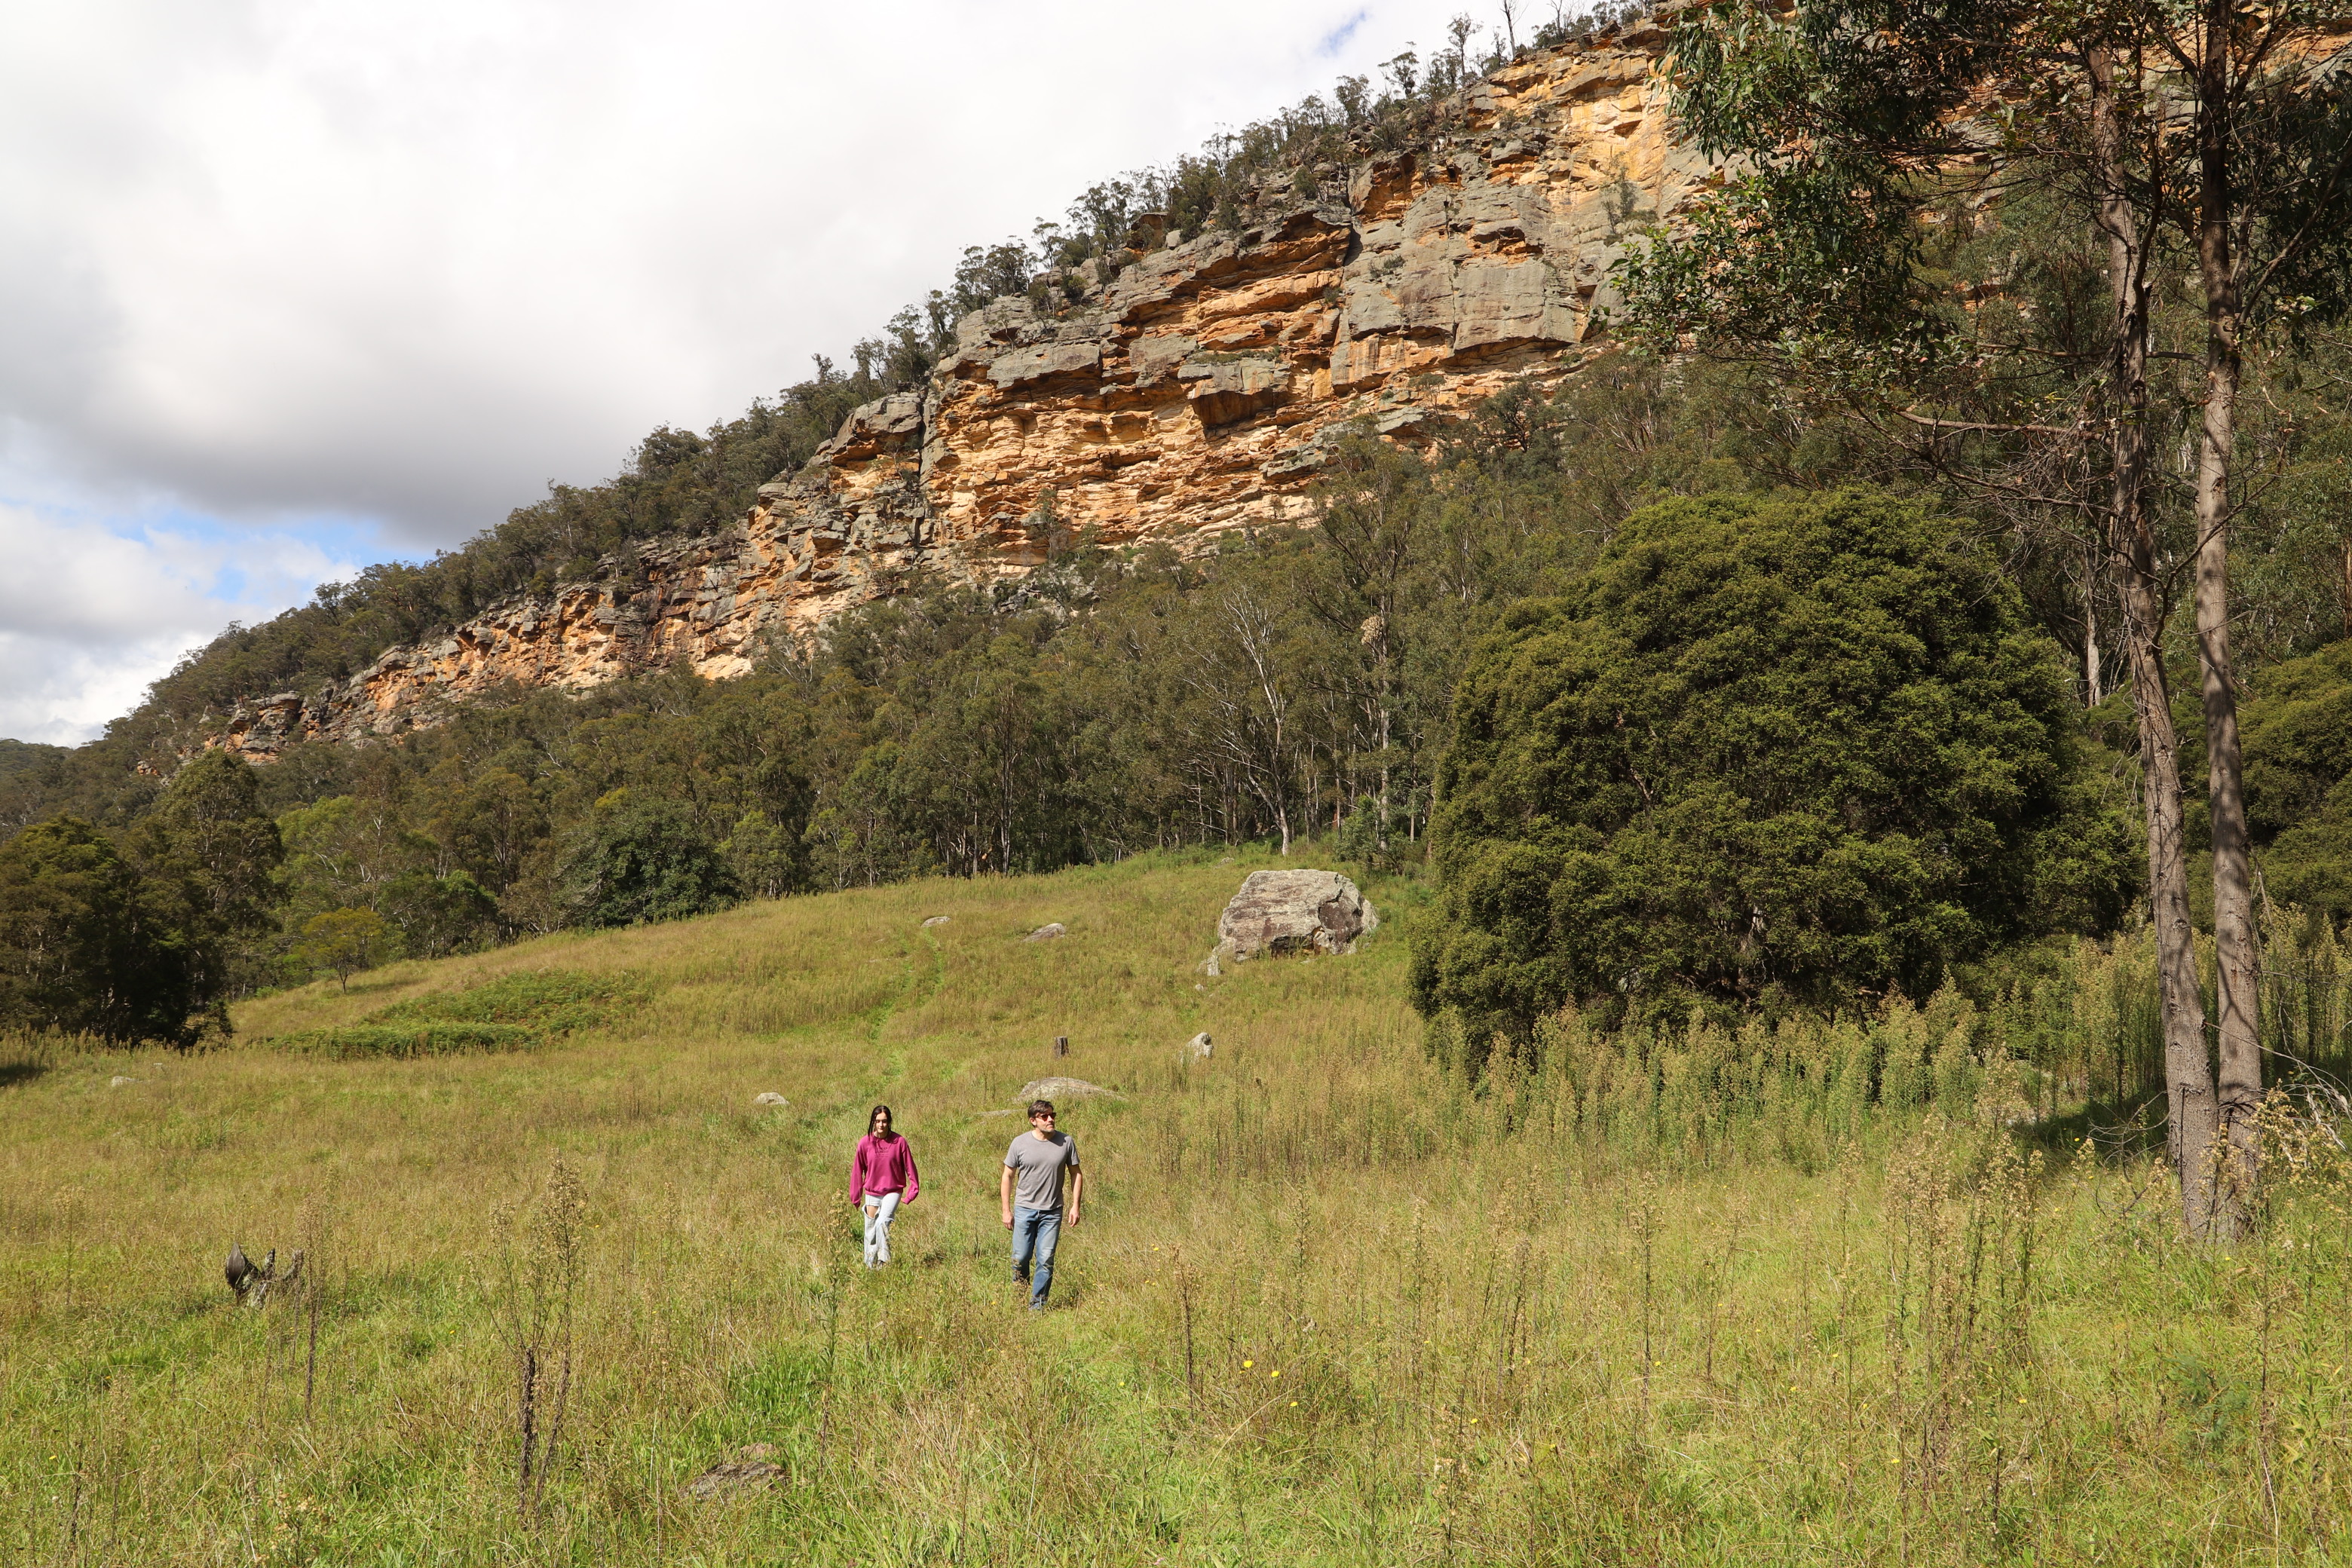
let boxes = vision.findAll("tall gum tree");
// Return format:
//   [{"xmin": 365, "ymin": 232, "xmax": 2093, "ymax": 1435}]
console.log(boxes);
[
  {"xmin": 2170, "ymin": 0, "xmax": 2352, "ymax": 1222},
  {"xmin": 1619, "ymin": 0, "xmax": 2352, "ymax": 1235}
]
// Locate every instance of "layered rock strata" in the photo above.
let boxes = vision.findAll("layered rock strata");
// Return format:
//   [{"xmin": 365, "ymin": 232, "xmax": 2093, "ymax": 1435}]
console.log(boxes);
[{"xmin": 219, "ymin": 28, "xmax": 1708, "ymax": 759}]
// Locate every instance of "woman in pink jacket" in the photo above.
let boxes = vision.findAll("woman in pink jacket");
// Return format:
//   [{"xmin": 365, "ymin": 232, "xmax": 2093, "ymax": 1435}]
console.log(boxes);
[{"xmin": 851, "ymin": 1104, "xmax": 920, "ymax": 1267}]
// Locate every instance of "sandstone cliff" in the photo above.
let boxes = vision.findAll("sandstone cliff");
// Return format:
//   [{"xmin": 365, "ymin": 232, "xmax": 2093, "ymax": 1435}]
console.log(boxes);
[{"xmin": 219, "ymin": 29, "xmax": 1709, "ymax": 761}]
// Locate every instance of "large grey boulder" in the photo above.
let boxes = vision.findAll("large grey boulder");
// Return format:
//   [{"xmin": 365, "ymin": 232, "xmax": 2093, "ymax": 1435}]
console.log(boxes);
[{"xmin": 1213, "ymin": 869, "xmax": 1378, "ymax": 966}]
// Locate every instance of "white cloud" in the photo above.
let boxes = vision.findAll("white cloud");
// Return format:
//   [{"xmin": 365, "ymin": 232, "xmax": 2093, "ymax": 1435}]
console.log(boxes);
[
  {"xmin": 0, "ymin": 0, "xmax": 1483, "ymax": 742},
  {"xmin": 0, "ymin": 497, "xmax": 364, "ymax": 745}
]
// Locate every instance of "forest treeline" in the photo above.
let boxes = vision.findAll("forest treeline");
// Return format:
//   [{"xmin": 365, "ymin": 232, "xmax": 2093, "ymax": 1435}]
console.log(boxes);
[
  {"xmin": 9, "ymin": 350, "xmax": 2352, "ymax": 1058},
  {"xmin": 2, "ymin": 360, "xmax": 1775, "ymax": 1006}
]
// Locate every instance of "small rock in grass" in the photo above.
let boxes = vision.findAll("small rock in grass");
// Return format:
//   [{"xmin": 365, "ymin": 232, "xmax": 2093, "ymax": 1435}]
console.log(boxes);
[
  {"xmin": 1024, "ymin": 923, "xmax": 1066, "ymax": 942},
  {"xmin": 922, "ymin": 915, "xmax": 950, "ymax": 928},
  {"xmin": 752, "ymin": 1092, "xmax": 789, "ymax": 1107},
  {"xmin": 1184, "ymin": 1032, "xmax": 1213, "ymax": 1061},
  {"xmin": 1018, "ymin": 1076, "xmax": 1120, "ymax": 1103},
  {"xmin": 682, "ymin": 1444, "xmax": 786, "ymax": 1502},
  {"xmin": 109, "ymin": 1076, "xmax": 138, "ymax": 1089}
]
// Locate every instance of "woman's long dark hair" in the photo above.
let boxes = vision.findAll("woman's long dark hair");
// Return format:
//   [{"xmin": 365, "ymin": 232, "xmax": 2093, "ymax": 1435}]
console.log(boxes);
[{"xmin": 867, "ymin": 1104, "xmax": 896, "ymax": 1138}]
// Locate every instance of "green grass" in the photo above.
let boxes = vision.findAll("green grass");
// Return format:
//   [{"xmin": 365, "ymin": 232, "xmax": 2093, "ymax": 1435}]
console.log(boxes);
[
  {"xmin": 265, "ymin": 970, "xmax": 652, "ymax": 1058},
  {"xmin": 2, "ymin": 844, "xmax": 2349, "ymax": 1564}
]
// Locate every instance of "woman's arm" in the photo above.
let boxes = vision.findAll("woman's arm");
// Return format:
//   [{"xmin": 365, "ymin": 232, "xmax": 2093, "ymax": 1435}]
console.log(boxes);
[
  {"xmin": 850, "ymin": 1138, "xmax": 868, "ymax": 1205},
  {"xmin": 901, "ymin": 1141, "xmax": 920, "ymax": 1203}
]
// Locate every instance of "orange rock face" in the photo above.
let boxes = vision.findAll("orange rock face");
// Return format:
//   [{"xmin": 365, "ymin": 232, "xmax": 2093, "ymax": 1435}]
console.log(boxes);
[{"xmin": 219, "ymin": 31, "xmax": 1708, "ymax": 759}]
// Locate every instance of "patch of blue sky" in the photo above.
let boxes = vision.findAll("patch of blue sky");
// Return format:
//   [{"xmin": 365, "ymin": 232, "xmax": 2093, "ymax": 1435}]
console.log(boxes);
[
  {"xmin": 136, "ymin": 505, "xmax": 419, "ymax": 602},
  {"xmin": 1317, "ymin": 8, "xmax": 1370, "ymax": 56}
]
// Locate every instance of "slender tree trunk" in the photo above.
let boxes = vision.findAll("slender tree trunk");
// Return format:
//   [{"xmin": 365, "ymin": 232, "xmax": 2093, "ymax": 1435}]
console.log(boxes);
[
  {"xmin": 2084, "ymin": 541, "xmax": 2106, "ymax": 706},
  {"xmin": 2194, "ymin": 22, "xmax": 2260, "ymax": 1233},
  {"xmin": 2118, "ymin": 565, "xmax": 2220, "ymax": 1233},
  {"xmin": 2091, "ymin": 44, "xmax": 2221, "ymax": 1234},
  {"xmin": 1375, "ymin": 628, "xmax": 1392, "ymax": 856},
  {"xmin": 2339, "ymin": 537, "xmax": 2352, "ymax": 638}
]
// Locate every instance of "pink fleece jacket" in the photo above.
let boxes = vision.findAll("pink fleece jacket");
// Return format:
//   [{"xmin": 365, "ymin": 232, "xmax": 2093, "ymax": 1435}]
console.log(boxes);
[{"xmin": 852, "ymin": 1132, "xmax": 920, "ymax": 1202}]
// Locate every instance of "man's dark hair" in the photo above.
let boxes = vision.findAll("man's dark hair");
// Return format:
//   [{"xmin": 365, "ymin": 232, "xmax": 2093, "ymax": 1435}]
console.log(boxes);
[{"xmin": 1027, "ymin": 1099, "xmax": 1057, "ymax": 1119}]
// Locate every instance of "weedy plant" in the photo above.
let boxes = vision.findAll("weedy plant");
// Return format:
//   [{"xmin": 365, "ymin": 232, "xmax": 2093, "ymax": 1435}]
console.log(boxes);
[{"xmin": 498, "ymin": 1159, "xmax": 585, "ymax": 1514}]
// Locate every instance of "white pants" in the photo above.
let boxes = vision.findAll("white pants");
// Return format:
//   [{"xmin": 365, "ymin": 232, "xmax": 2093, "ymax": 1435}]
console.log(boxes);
[{"xmin": 862, "ymin": 1191, "xmax": 902, "ymax": 1266}]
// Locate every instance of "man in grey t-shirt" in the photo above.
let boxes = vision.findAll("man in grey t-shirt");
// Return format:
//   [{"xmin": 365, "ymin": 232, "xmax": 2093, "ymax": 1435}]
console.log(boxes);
[{"xmin": 1000, "ymin": 1098, "xmax": 1082, "ymax": 1311}]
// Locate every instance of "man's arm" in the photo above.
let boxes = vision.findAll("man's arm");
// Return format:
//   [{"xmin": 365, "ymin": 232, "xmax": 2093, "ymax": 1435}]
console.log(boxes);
[
  {"xmin": 1066, "ymin": 1167, "xmax": 1083, "ymax": 1227},
  {"xmin": 1000, "ymin": 1165, "xmax": 1016, "ymax": 1229}
]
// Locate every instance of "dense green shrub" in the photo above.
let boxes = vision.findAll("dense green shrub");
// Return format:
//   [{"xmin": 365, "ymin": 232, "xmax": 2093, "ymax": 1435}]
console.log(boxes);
[
  {"xmin": 2242, "ymin": 640, "xmax": 2352, "ymax": 918},
  {"xmin": 562, "ymin": 797, "xmax": 740, "ymax": 928},
  {"xmin": 1413, "ymin": 488, "xmax": 2136, "ymax": 1052}
]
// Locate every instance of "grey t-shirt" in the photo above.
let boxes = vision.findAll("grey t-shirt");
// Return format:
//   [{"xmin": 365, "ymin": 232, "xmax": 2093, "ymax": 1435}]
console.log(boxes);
[{"xmin": 1004, "ymin": 1130, "xmax": 1080, "ymax": 1211}]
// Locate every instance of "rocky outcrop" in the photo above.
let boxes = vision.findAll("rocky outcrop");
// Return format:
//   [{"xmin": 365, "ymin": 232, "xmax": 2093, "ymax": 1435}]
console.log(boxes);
[
  {"xmin": 216, "ymin": 424, "xmax": 939, "ymax": 755},
  {"xmin": 216, "ymin": 27, "xmax": 1707, "ymax": 760},
  {"xmin": 1214, "ymin": 869, "xmax": 1379, "ymax": 965}
]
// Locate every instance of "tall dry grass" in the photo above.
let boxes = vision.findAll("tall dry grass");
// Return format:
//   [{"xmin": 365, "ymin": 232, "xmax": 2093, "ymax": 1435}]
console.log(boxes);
[{"xmin": 3, "ymin": 845, "xmax": 2350, "ymax": 1563}]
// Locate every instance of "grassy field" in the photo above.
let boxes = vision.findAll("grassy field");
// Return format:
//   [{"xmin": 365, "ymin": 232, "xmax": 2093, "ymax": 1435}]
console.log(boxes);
[{"xmin": 3, "ymin": 845, "xmax": 2349, "ymax": 1566}]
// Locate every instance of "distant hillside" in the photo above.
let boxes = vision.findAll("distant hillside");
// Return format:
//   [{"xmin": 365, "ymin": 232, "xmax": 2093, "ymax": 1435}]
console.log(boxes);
[
  {"xmin": 0, "ymin": 740, "xmax": 66, "ymax": 781},
  {"xmin": 109, "ymin": 14, "xmax": 1686, "ymax": 766}
]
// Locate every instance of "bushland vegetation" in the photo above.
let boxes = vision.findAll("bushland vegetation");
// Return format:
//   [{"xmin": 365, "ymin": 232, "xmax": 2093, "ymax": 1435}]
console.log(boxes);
[
  {"xmin": 1619, "ymin": 0, "xmax": 2352, "ymax": 1234},
  {"xmin": 0, "ymin": 359, "xmax": 1783, "ymax": 996},
  {"xmin": 11, "ymin": 349, "xmax": 2352, "ymax": 1121},
  {"xmin": 0, "ymin": 753, "xmax": 282, "ymax": 1045},
  {"xmin": 5, "ymin": 852, "xmax": 2351, "ymax": 1563}
]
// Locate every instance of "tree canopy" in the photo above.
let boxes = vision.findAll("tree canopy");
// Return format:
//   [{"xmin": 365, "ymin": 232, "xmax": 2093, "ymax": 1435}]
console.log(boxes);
[{"xmin": 1412, "ymin": 488, "xmax": 2135, "ymax": 1054}]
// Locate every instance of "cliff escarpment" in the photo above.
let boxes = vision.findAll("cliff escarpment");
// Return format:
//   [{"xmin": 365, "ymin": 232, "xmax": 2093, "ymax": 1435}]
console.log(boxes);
[{"xmin": 217, "ymin": 31, "xmax": 1707, "ymax": 761}]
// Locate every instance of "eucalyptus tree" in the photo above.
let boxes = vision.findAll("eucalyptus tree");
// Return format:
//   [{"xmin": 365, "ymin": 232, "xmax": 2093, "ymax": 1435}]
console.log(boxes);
[{"xmin": 1621, "ymin": 0, "xmax": 2352, "ymax": 1236}]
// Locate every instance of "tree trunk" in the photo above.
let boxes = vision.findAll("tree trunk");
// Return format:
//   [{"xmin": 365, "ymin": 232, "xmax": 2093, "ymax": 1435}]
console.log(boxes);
[
  {"xmin": 2194, "ymin": 19, "xmax": 2260, "ymax": 1233},
  {"xmin": 2091, "ymin": 44, "xmax": 2222, "ymax": 1235},
  {"xmin": 2118, "ymin": 565, "xmax": 2221, "ymax": 1236},
  {"xmin": 2083, "ymin": 541, "xmax": 2106, "ymax": 706}
]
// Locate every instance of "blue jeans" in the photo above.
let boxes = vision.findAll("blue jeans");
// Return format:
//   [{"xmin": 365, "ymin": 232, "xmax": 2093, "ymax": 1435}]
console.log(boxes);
[{"xmin": 1011, "ymin": 1206, "xmax": 1061, "ymax": 1307}]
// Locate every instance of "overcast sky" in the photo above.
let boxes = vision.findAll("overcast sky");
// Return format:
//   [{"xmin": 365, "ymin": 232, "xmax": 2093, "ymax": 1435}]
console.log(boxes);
[{"xmin": 1, "ymin": 0, "xmax": 1492, "ymax": 746}]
